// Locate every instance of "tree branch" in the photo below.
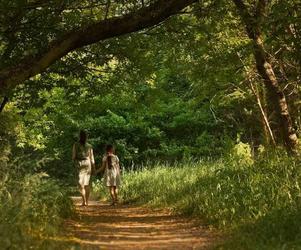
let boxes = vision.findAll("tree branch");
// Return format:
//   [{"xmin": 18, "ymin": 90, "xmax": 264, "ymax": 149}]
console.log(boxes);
[
  {"xmin": 0, "ymin": 0, "xmax": 197, "ymax": 94},
  {"xmin": 255, "ymin": 0, "xmax": 267, "ymax": 18}
]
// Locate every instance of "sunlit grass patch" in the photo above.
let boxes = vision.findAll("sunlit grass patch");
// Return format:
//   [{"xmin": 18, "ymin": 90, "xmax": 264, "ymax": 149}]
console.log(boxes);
[
  {"xmin": 0, "ymin": 170, "xmax": 74, "ymax": 249},
  {"xmin": 92, "ymin": 156, "xmax": 301, "ymax": 249}
]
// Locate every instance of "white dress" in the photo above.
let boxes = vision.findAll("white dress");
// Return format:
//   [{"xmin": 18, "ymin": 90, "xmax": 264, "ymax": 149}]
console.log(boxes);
[
  {"xmin": 102, "ymin": 154, "xmax": 121, "ymax": 187},
  {"xmin": 72, "ymin": 142, "xmax": 95, "ymax": 187}
]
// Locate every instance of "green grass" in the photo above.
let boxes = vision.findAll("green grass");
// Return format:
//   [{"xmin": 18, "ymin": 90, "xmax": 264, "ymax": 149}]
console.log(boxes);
[
  {"xmin": 0, "ymin": 171, "xmax": 74, "ymax": 249},
  {"xmin": 93, "ymin": 156, "xmax": 301, "ymax": 249}
]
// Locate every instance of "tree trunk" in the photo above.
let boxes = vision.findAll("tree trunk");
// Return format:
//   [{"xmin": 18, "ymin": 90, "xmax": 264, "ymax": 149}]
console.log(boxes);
[
  {"xmin": 237, "ymin": 52, "xmax": 276, "ymax": 146},
  {"xmin": 252, "ymin": 37, "xmax": 298, "ymax": 152},
  {"xmin": 0, "ymin": 96, "xmax": 8, "ymax": 113},
  {"xmin": 233, "ymin": 0, "xmax": 298, "ymax": 153},
  {"xmin": 251, "ymin": 80, "xmax": 276, "ymax": 146}
]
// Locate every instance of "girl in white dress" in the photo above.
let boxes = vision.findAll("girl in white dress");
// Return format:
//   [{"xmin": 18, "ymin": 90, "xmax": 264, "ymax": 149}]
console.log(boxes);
[{"xmin": 99, "ymin": 144, "xmax": 121, "ymax": 205}]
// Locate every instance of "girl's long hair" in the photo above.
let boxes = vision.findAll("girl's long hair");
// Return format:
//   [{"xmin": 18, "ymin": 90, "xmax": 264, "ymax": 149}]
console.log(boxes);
[
  {"xmin": 79, "ymin": 130, "xmax": 87, "ymax": 145},
  {"xmin": 106, "ymin": 144, "xmax": 114, "ymax": 169},
  {"xmin": 107, "ymin": 156, "xmax": 113, "ymax": 169}
]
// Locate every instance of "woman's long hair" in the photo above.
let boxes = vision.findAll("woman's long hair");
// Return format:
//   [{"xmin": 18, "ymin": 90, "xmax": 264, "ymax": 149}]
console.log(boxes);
[
  {"xmin": 106, "ymin": 144, "xmax": 114, "ymax": 169},
  {"xmin": 79, "ymin": 130, "xmax": 87, "ymax": 145}
]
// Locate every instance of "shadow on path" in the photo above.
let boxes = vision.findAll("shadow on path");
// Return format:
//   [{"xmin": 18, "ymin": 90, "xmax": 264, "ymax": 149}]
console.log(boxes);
[{"xmin": 52, "ymin": 197, "xmax": 220, "ymax": 250}]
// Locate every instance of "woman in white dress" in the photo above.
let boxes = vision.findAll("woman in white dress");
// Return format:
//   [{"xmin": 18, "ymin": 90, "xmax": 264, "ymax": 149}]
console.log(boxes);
[
  {"xmin": 99, "ymin": 144, "xmax": 121, "ymax": 205},
  {"xmin": 72, "ymin": 130, "xmax": 95, "ymax": 206}
]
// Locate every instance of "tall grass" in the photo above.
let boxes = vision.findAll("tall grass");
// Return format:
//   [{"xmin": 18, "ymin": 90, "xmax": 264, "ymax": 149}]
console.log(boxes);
[
  {"xmin": 0, "ymin": 166, "xmax": 74, "ymax": 249},
  {"xmin": 93, "ymin": 155, "xmax": 301, "ymax": 249}
]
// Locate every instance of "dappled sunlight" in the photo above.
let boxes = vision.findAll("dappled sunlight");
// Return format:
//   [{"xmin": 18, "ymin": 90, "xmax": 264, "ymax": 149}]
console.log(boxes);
[{"xmin": 51, "ymin": 197, "xmax": 219, "ymax": 249}]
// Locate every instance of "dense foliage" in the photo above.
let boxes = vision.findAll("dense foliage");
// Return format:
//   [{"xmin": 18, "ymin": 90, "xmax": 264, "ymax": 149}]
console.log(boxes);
[
  {"xmin": 1, "ymin": 0, "xmax": 301, "ymax": 249},
  {"xmin": 0, "ymin": 161, "xmax": 74, "ymax": 249},
  {"xmin": 2, "ymin": 1, "xmax": 301, "ymax": 172}
]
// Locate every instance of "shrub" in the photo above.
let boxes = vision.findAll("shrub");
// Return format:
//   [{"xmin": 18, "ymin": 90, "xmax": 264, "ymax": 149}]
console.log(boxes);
[{"xmin": 0, "ymin": 170, "xmax": 74, "ymax": 249}]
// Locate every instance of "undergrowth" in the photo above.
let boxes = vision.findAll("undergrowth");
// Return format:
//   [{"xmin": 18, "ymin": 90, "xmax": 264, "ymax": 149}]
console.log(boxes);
[
  {"xmin": 0, "ymin": 164, "xmax": 74, "ymax": 249},
  {"xmin": 93, "ymin": 154, "xmax": 301, "ymax": 249}
]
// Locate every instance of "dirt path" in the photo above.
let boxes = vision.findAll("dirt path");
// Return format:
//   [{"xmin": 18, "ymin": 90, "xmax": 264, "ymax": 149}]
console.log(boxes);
[{"xmin": 62, "ymin": 197, "xmax": 219, "ymax": 250}]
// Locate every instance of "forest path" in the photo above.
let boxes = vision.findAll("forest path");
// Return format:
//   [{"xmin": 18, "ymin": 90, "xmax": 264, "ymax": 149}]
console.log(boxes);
[{"xmin": 62, "ymin": 197, "xmax": 220, "ymax": 250}]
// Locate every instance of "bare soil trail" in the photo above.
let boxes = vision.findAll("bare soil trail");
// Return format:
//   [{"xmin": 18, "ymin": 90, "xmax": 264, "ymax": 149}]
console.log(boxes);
[{"xmin": 62, "ymin": 197, "xmax": 220, "ymax": 250}]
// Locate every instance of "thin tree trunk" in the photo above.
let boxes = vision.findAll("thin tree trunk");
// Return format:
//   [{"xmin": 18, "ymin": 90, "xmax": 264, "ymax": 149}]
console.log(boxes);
[
  {"xmin": 104, "ymin": 0, "xmax": 111, "ymax": 19},
  {"xmin": 250, "ymin": 81, "xmax": 276, "ymax": 146},
  {"xmin": 237, "ymin": 52, "xmax": 276, "ymax": 146},
  {"xmin": 0, "ymin": 96, "xmax": 8, "ymax": 113},
  {"xmin": 233, "ymin": 0, "xmax": 298, "ymax": 153}
]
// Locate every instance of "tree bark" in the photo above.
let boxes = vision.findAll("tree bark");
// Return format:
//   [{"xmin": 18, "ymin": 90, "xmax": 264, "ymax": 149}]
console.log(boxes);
[
  {"xmin": 0, "ymin": 0, "xmax": 196, "ymax": 94},
  {"xmin": 237, "ymin": 52, "xmax": 276, "ymax": 146},
  {"xmin": 232, "ymin": 0, "xmax": 298, "ymax": 153}
]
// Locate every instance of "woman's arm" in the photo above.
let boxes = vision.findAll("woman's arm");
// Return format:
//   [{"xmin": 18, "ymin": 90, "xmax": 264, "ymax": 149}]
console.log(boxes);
[
  {"xmin": 116, "ymin": 156, "xmax": 121, "ymax": 174},
  {"xmin": 90, "ymin": 148, "xmax": 96, "ymax": 173},
  {"xmin": 72, "ymin": 144, "xmax": 76, "ymax": 162},
  {"xmin": 95, "ymin": 157, "xmax": 106, "ymax": 174}
]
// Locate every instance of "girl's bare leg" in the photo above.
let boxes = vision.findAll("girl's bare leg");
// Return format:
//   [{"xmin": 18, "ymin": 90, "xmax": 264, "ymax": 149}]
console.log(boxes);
[{"xmin": 109, "ymin": 187, "xmax": 115, "ymax": 204}]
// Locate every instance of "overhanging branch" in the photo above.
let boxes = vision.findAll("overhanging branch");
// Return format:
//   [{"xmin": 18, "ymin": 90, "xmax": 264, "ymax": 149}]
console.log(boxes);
[{"xmin": 0, "ymin": 0, "xmax": 197, "ymax": 94}]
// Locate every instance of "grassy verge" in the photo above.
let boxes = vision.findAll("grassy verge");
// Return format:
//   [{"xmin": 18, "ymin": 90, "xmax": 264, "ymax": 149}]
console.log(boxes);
[
  {"xmin": 93, "ymin": 156, "xmax": 301, "ymax": 249},
  {"xmin": 0, "ymin": 171, "xmax": 74, "ymax": 249}
]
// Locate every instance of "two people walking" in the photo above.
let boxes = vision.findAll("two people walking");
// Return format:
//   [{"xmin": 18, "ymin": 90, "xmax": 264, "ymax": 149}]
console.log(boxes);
[{"xmin": 72, "ymin": 130, "xmax": 121, "ymax": 206}]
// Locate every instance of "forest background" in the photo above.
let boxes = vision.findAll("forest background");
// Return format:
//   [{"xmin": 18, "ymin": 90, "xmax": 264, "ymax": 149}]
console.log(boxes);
[{"xmin": 1, "ymin": 0, "xmax": 301, "ymax": 249}]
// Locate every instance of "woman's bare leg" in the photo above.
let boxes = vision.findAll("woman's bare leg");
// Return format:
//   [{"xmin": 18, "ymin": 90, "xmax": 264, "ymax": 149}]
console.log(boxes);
[
  {"xmin": 85, "ymin": 185, "xmax": 90, "ymax": 205},
  {"xmin": 80, "ymin": 185, "xmax": 86, "ymax": 205},
  {"xmin": 113, "ymin": 186, "xmax": 118, "ymax": 203}
]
